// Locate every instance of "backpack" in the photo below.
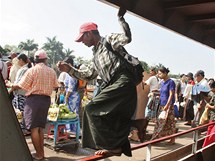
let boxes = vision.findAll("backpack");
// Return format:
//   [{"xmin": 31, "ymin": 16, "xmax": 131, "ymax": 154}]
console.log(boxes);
[{"xmin": 101, "ymin": 38, "xmax": 144, "ymax": 85}]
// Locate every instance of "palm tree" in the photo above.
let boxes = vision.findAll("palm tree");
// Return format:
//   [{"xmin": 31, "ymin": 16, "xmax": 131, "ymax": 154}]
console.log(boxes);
[
  {"xmin": 156, "ymin": 63, "xmax": 165, "ymax": 69},
  {"xmin": 18, "ymin": 39, "xmax": 38, "ymax": 56},
  {"xmin": 3, "ymin": 44, "xmax": 21, "ymax": 57},
  {"xmin": 42, "ymin": 36, "xmax": 64, "ymax": 67},
  {"xmin": 64, "ymin": 48, "xmax": 74, "ymax": 59},
  {"xmin": 140, "ymin": 60, "xmax": 149, "ymax": 72},
  {"xmin": 0, "ymin": 45, "xmax": 9, "ymax": 55}
]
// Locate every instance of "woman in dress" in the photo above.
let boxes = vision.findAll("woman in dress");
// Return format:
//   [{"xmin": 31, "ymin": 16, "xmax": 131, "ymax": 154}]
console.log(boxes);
[
  {"xmin": 63, "ymin": 56, "xmax": 80, "ymax": 132},
  {"xmin": 8, "ymin": 53, "xmax": 32, "ymax": 135},
  {"xmin": 151, "ymin": 66, "xmax": 177, "ymax": 144}
]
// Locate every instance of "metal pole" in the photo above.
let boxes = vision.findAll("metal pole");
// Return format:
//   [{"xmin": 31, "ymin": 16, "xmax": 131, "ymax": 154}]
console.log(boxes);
[
  {"xmin": 146, "ymin": 144, "xmax": 151, "ymax": 161},
  {"xmin": 192, "ymin": 130, "xmax": 198, "ymax": 154}
]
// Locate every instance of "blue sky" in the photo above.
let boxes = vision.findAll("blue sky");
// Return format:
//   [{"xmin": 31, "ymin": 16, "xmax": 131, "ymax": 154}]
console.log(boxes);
[{"xmin": 0, "ymin": 0, "xmax": 214, "ymax": 78}]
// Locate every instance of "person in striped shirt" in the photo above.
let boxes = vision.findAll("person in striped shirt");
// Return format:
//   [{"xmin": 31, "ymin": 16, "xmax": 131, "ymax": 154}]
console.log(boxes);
[{"xmin": 57, "ymin": 7, "xmax": 137, "ymax": 157}]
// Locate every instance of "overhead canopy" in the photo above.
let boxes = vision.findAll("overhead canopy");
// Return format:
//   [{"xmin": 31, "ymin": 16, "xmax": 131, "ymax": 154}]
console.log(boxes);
[{"xmin": 99, "ymin": 0, "xmax": 215, "ymax": 49}]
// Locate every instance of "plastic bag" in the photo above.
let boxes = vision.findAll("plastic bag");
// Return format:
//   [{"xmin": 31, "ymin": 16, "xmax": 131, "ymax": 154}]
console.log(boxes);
[
  {"xmin": 199, "ymin": 106, "xmax": 209, "ymax": 125},
  {"xmin": 47, "ymin": 106, "xmax": 60, "ymax": 122},
  {"xmin": 14, "ymin": 108, "xmax": 23, "ymax": 123},
  {"xmin": 158, "ymin": 111, "xmax": 166, "ymax": 119}
]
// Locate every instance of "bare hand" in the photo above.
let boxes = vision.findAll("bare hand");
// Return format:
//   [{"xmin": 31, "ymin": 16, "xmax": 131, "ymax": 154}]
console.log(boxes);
[
  {"xmin": 118, "ymin": 7, "xmax": 126, "ymax": 18},
  {"xmin": 198, "ymin": 106, "xmax": 202, "ymax": 111},
  {"xmin": 57, "ymin": 61, "xmax": 72, "ymax": 73},
  {"xmin": 163, "ymin": 105, "xmax": 168, "ymax": 111}
]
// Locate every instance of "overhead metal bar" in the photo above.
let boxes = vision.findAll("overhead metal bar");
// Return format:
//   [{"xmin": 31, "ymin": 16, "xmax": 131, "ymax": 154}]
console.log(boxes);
[
  {"xmin": 163, "ymin": 0, "xmax": 215, "ymax": 9},
  {"xmin": 202, "ymin": 24, "xmax": 215, "ymax": 30},
  {"xmin": 187, "ymin": 13, "xmax": 215, "ymax": 22}
]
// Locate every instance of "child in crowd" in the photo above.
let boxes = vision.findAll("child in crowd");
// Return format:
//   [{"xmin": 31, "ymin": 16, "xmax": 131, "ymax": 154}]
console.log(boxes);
[{"xmin": 56, "ymin": 83, "xmax": 66, "ymax": 105}]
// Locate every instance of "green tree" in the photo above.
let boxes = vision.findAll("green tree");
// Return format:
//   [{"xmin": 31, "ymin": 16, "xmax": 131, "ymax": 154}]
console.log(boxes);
[
  {"xmin": 18, "ymin": 39, "xmax": 38, "ymax": 56},
  {"xmin": 140, "ymin": 60, "xmax": 149, "ymax": 73},
  {"xmin": 169, "ymin": 73, "xmax": 180, "ymax": 79},
  {"xmin": 0, "ymin": 45, "xmax": 9, "ymax": 55},
  {"xmin": 42, "ymin": 36, "xmax": 64, "ymax": 67},
  {"xmin": 156, "ymin": 63, "xmax": 165, "ymax": 69},
  {"xmin": 4, "ymin": 45, "xmax": 21, "ymax": 55},
  {"xmin": 64, "ymin": 48, "xmax": 74, "ymax": 58}
]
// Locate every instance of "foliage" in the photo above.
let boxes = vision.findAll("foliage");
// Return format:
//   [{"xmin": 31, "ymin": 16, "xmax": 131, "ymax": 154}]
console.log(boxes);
[
  {"xmin": 18, "ymin": 39, "xmax": 38, "ymax": 56},
  {"xmin": 64, "ymin": 48, "xmax": 74, "ymax": 58},
  {"xmin": 3, "ymin": 38, "xmax": 181, "ymax": 77},
  {"xmin": 42, "ymin": 36, "xmax": 67, "ymax": 67},
  {"xmin": 4, "ymin": 45, "xmax": 21, "ymax": 54},
  {"xmin": 140, "ymin": 60, "xmax": 149, "ymax": 72},
  {"xmin": 41, "ymin": 36, "xmax": 94, "ymax": 68},
  {"xmin": 0, "ymin": 45, "xmax": 9, "ymax": 55},
  {"xmin": 169, "ymin": 73, "xmax": 180, "ymax": 79},
  {"xmin": 155, "ymin": 63, "xmax": 165, "ymax": 69}
]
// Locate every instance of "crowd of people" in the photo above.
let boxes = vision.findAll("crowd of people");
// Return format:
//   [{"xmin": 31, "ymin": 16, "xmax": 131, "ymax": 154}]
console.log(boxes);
[
  {"xmin": 1, "ymin": 50, "xmax": 87, "ymax": 159},
  {"xmin": 1, "ymin": 6, "xmax": 215, "ymax": 160},
  {"xmin": 127, "ymin": 66, "xmax": 214, "ymax": 146}
]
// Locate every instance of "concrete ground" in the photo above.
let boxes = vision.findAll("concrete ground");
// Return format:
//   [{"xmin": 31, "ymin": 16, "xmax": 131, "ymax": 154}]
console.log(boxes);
[{"xmin": 26, "ymin": 120, "xmax": 205, "ymax": 161}]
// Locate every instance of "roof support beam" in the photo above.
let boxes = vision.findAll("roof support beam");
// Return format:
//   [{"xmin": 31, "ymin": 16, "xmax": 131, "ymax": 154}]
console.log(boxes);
[
  {"xmin": 163, "ymin": 0, "xmax": 215, "ymax": 9},
  {"xmin": 187, "ymin": 13, "xmax": 215, "ymax": 22},
  {"xmin": 202, "ymin": 24, "xmax": 215, "ymax": 30},
  {"xmin": 99, "ymin": 0, "xmax": 215, "ymax": 49}
]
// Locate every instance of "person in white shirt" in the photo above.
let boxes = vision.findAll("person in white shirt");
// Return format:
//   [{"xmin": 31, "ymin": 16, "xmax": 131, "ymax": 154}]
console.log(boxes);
[
  {"xmin": 175, "ymin": 74, "xmax": 187, "ymax": 120},
  {"xmin": 144, "ymin": 67, "xmax": 160, "ymax": 121},
  {"xmin": 192, "ymin": 70, "xmax": 210, "ymax": 127},
  {"xmin": 181, "ymin": 73, "xmax": 195, "ymax": 125},
  {"xmin": 9, "ymin": 57, "xmax": 20, "ymax": 83}
]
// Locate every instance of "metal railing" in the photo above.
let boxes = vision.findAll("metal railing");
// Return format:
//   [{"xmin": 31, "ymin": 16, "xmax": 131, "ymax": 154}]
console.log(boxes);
[{"xmin": 77, "ymin": 121, "xmax": 215, "ymax": 161}]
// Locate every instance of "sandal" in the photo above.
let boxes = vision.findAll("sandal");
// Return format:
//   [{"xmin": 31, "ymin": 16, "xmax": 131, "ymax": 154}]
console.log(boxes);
[
  {"xmin": 95, "ymin": 149, "xmax": 122, "ymax": 156},
  {"xmin": 128, "ymin": 130, "xmax": 140, "ymax": 142},
  {"xmin": 23, "ymin": 130, "xmax": 31, "ymax": 136},
  {"xmin": 31, "ymin": 153, "xmax": 44, "ymax": 160}
]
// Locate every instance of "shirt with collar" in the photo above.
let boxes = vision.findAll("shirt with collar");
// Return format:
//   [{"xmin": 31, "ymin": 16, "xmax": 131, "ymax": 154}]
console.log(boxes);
[
  {"xmin": 69, "ymin": 17, "xmax": 132, "ymax": 84},
  {"xmin": 18, "ymin": 63, "xmax": 58, "ymax": 96}
]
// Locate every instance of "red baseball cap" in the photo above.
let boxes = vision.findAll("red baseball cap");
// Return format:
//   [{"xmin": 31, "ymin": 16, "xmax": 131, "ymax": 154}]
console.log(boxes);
[
  {"xmin": 34, "ymin": 49, "xmax": 48, "ymax": 60},
  {"xmin": 75, "ymin": 22, "xmax": 98, "ymax": 42}
]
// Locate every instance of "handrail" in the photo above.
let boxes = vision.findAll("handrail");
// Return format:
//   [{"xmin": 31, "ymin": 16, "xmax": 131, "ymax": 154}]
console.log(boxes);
[
  {"xmin": 132, "ymin": 122, "xmax": 215, "ymax": 150},
  {"xmin": 77, "ymin": 121, "xmax": 215, "ymax": 161}
]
